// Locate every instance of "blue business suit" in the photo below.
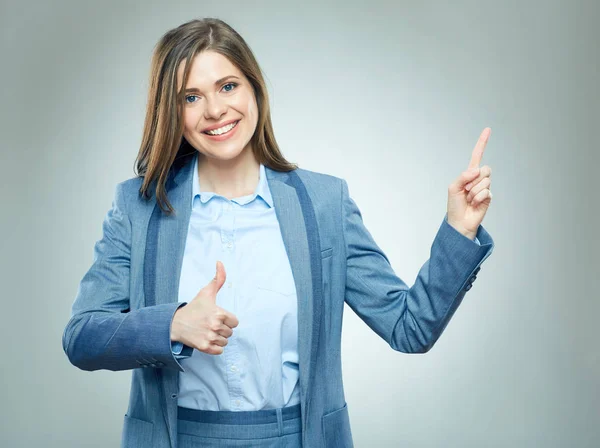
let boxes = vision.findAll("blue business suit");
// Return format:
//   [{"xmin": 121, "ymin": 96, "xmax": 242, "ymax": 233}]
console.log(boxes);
[{"xmin": 62, "ymin": 152, "xmax": 494, "ymax": 447}]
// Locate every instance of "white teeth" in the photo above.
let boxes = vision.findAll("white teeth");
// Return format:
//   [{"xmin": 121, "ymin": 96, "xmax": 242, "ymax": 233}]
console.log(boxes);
[{"xmin": 205, "ymin": 121, "xmax": 238, "ymax": 135}]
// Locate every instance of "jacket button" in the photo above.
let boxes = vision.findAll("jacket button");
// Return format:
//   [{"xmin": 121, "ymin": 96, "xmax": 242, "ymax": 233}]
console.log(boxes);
[
  {"xmin": 141, "ymin": 364, "xmax": 148, "ymax": 368},
  {"xmin": 474, "ymin": 267, "xmax": 481, "ymax": 275},
  {"xmin": 155, "ymin": 362, "xmax": 164, "ymax": 367},
  {"xmin": 465, "ymin": 283, "xmax": 473, "ymax": 291}
]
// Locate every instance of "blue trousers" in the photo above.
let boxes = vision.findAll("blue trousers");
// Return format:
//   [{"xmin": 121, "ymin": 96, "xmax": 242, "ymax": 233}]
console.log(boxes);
[{"xmin": 176, "ymin": 403, "xmax": 303, "ymax": 447}]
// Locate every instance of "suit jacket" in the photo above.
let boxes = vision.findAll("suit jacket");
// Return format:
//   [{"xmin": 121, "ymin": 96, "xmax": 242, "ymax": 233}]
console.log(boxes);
[{"xmin": 62, "ymin": 152, "xmax": 494, "ymax": 447}]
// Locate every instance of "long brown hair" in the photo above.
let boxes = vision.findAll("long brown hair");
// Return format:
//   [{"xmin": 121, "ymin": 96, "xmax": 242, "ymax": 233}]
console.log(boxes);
[{"xmin": 135, "ymin": 18, "xmax": 297, "ymax": 215}]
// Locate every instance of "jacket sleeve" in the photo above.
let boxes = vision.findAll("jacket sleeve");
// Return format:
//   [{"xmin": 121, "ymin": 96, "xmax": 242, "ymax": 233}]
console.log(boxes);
[
  {"xmin": 62, "ymin": 182, "xmax": 194, "ymax": 372},
  {"xmin": 341, "ymin": 179, "xmax": 494, "ymax": 353}
]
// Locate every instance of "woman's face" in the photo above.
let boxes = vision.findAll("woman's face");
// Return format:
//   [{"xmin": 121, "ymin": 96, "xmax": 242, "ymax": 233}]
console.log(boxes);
[{"xmin": 177, "ymin": 50, "xmax": 259, "ymax": 164}]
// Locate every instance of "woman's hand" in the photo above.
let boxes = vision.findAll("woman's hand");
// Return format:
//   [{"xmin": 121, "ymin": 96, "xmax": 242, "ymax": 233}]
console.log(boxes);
[
  {"xmin": 171, "ymin": 261, "xmax": 239, "ymax": 355},
  {"xmin": 446, "ymin": 127, "xmax": 493, "ymax": 240}
]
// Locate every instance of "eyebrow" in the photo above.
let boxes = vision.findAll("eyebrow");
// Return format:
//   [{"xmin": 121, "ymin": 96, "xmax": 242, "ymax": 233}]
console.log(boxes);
[{"xmin": 184, "ymin": 75, "xmax": 240, "ymax": 93}]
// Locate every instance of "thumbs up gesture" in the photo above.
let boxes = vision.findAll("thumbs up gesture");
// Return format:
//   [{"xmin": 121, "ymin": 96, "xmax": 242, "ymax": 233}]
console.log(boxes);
[
  {"xmin": 170, "ymin": 261, "xmax": 239, "ymax": 355},
  {"xmin": 446, "ymin": 127, "xmax": 494, "ymax": 240}
]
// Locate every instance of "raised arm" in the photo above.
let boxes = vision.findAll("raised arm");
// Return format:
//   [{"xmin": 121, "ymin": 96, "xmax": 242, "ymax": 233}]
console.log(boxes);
[{"xmin": 341, "ymin": 178, "xmax": 494, "ymax": 353}]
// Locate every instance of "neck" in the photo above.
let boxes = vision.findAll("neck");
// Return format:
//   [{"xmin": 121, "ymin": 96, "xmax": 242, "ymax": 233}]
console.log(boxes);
[{"xmin": 196, "ymin": 150, "xmax": 260, "ymax": 200}]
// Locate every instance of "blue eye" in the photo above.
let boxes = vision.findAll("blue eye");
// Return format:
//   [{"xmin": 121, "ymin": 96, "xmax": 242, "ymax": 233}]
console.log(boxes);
[
  {"xmin": 223, "ymin": 82, "xmax": 238, "ymax": 92},
  {"xmin": 185, "ymin": 83, "xmax": 238, "ymax": 104}
]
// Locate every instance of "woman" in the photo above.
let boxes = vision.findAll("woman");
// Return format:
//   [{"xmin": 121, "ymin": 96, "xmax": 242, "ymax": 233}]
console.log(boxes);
[{"xmin": 62, "ymin": 18, "xmax": 494, "ymax": 448}]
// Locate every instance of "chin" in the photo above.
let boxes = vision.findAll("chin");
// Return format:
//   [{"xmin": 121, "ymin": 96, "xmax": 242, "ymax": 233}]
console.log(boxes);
[{"xmin": 200, "ymin": 147, "xmax": 247, "ymax": 162}]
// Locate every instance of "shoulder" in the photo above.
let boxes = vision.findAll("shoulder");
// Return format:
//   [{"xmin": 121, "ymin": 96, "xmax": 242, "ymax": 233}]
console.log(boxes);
[
  {"xmin": 115, "ymin": 176, "xmax": 144, "ymax": 200},
  {"xmin": 286, "ymin": 167, "xmax": 349, "ymax": 211},
  {"xmin": 111, "ymin": 176, "xmax": 149, "ymax": 215},
  {"xmin": 290, "ymin": 166, "xmax": 345, "ymax": 191},
  {"xmin": 117, "ymin": 176, "xmax": 144, "ymax": 195}
]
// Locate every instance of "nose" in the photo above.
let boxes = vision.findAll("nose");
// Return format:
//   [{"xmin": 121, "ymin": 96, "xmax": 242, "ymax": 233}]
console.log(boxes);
[{"xmin": 203, "ymin": 94, "xmax": 227, "ymax": 121}]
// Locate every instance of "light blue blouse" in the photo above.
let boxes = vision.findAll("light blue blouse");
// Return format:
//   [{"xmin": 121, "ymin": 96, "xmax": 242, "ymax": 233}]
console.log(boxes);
[{"xmin": 172, "ymin": 153, "xmax": 300, "ymax": 411}]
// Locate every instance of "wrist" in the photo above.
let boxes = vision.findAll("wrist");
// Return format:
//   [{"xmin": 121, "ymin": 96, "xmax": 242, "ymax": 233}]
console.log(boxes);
[
  {"xmin": 464, "ymin": 231, "xmax": 477, "ymax": 241},
  {"xmin": 447, "ymin": 218, "xmax": 477, "ymax": 241},
  {"xmin": 170, "ymin": 307, "xmax": 183, "ymax": 342}
]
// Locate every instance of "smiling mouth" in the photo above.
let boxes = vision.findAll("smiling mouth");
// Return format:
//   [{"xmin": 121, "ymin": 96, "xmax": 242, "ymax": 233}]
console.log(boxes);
[{"xmin": 202, "ymin": 120, "xmax": 240, "ymax": 136}]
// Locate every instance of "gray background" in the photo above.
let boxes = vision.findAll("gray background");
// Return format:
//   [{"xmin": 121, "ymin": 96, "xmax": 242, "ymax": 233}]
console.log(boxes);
[{"xmin": 1, "ymin": 0, "xmax": 598, "ymax": 446}]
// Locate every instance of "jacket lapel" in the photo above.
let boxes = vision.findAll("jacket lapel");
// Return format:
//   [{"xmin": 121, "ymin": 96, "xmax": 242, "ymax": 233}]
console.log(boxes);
[
  {"xmin": 144, "ymin": 155, "xmax": 321, "ymax": 443},
  {"xmin": 264, "ymin": 168, "xmax": 316, "ymax": 423}
]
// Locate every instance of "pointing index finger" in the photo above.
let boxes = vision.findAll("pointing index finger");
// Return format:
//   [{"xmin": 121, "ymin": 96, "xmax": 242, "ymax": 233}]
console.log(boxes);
[{"xmin": 468, "ymin": 127, "xmax": 492, "ymax": 170}]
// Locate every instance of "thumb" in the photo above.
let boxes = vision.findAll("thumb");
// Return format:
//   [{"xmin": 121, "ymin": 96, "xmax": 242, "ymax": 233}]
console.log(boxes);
[
  {"xmin": 450, "ymin": 167, "xmax": 480, "ymax": 194},
  {"xmin": 207, "ymin": 260, "xmax": 226, "ymax": 299}
]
